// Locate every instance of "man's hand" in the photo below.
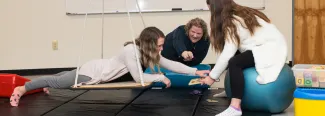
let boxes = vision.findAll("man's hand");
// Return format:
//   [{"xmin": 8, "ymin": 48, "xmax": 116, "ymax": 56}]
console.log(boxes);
[{"xmin": 182, "ymin": 51, "xmax": 194, "ymax": 61}]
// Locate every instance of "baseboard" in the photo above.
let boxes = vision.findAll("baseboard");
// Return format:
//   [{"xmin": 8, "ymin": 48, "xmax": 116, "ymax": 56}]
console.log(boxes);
[
  {"xmin": 0, "ymin": 67, "xmax": 76, "ymax": 76},
  {"xmin": 0, "ymin": 61, "xmax": 293, "ymax": 76},
  {"xmin": 209, "ymin": 61, "xmax": 292, "ymax": 69},
  {"xmin": 288, "ymin": 61, "xmax": 293, "ymax": 67}
]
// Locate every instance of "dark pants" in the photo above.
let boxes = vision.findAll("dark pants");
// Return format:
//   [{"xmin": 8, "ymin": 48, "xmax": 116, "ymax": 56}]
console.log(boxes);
[{"xmin": 228, "ymin": 50, "xmax": 255, "ymax": 99}]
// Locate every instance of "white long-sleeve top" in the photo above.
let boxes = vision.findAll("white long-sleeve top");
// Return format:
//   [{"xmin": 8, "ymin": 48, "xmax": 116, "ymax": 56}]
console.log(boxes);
[
  {"xmin": 209, "ymin": 15, "xmax": 288, "ymax": 84},
  {"xmin": 76, "ymin": 44, "xmax": 198, "ymax": 85}
]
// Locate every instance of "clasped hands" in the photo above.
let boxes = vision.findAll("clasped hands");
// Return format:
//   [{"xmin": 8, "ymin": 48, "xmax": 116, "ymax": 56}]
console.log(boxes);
[
  {"xmin": 195, "ymin": 70, "xmax": 216, "ymax": 86},
  {"xmin": 181, "ymin": 51, "xmax": 216, "ymax": 86},
  {"xmin": 162, "ymin": 69, "xmax": 216, "ymax": 88}
]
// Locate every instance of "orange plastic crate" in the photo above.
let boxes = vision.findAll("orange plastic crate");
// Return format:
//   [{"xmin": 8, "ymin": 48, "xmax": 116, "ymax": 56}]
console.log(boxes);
[{"xmin": 0, "ymin": 73, "xmax": 42, "ymax": 98}]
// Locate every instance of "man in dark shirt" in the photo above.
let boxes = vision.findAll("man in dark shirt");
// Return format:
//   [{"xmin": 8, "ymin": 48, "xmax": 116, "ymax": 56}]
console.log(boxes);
[{"xmin": 161, "ymin": 17, "xmax": 210, "ymax": 66}]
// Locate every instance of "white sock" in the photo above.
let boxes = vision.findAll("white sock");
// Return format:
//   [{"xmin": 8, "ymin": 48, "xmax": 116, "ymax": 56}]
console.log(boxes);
[
  {"xmin": 213, "ymin": 91, "xmax": 227, "ymax": 98},
  {"xmin": 215, "ymin": 106, "xmax": 242, "ymax": 116}
]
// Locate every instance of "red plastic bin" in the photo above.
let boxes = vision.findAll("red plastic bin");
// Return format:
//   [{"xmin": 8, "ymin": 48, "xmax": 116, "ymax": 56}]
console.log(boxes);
[{"xmin": 0, "ymin": 73, "xmax": 42, "ymax": 98}]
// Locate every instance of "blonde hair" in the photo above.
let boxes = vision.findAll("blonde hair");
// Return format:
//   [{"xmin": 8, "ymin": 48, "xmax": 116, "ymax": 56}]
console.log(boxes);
[
  {"xmin": 184, "ymin": 17, "xmax": 209, "ymax": 40},
  {"xmin": 124, "ymin": 26, "xmax": 165, "ymax": 73}
]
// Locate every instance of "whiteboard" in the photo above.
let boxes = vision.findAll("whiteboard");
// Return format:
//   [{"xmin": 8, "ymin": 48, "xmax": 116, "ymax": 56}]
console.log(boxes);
[{"xmin": 65, "ymin": 0, "xmax": 265, "ymax": 15}]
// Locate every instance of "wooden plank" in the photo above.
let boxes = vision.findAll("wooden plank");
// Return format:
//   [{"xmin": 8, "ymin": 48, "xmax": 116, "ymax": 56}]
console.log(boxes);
[{"xmin": 70, "ymin": 81, "xmax": 153, "ymax": 90}]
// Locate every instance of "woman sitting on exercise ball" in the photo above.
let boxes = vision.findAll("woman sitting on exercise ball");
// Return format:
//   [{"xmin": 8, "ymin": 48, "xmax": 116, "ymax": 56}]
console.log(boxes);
[{"xmin": 200, "ymin": 0, "xmax": 288, "ymax": 116}]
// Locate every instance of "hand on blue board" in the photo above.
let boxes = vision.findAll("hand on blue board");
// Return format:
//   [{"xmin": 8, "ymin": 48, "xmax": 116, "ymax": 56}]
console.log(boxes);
[{"xmin": 162, "ymin": 77, "xmax": 171, "ymax": 88}]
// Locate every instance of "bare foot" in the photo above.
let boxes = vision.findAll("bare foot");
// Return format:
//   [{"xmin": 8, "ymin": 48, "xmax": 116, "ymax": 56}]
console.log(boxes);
[{"xmin": 10, "ymin": 86, "xmax": 27, "ymax": 107}]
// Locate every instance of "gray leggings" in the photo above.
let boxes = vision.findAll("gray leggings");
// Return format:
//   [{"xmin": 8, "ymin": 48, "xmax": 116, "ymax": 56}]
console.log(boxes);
[{"xmin": 25, "ymin": 69, "xmax": 92, "ymax": 91}]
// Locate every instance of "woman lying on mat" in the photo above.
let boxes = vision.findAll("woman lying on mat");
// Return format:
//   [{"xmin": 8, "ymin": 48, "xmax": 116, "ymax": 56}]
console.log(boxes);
[
  {"xmin": 10, "ymin": 26, "xmax": 210, "ymax": 107},
  {"xmin": 200, "ymin": 0, "xmax": 287, "ymax": 116}
]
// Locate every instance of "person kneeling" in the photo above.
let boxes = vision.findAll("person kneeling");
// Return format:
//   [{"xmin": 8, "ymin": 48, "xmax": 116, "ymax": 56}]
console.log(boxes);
[{"xmin": 161, "ymin": 17, "xmax": 210, "ymax": 66}]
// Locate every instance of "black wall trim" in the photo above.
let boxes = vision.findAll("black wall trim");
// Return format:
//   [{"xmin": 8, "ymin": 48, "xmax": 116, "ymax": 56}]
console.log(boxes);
[
  {"xmin": 0, "ymin": 68, "xmax": 76, "ymax": 76},
  {"xmin": 208, "ymin": 61, "xmax": 292, "ymax": 70},
  {"xmin": 288, "ymin": 61, "xmax": 293, "ymax": 67},
  {"xmin": 0, "ymin": 61, "xmax": 293, "ymax": 76}
]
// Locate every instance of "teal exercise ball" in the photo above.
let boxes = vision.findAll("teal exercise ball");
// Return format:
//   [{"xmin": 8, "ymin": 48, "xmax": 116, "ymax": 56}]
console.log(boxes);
[{"xmin": 224, "ymin": 64, "xmax": 296, "ymax": 113}]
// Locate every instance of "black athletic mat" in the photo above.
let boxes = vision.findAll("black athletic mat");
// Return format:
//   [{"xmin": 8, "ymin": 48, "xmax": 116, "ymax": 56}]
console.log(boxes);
[
  {"xmin": 64, "ymin": 89, "xmax": 145, "ymax": 104},
  {"xmin": 44, "ymin": 103, "xmax": 124, "ymax": 116},
  {"xmin": 0, "ymin": 88, "xmax": 276, "ymax": 116},
  {"xmin": 0, "ymin": 89, "xmax": 87, "ymax": 116},
  {"xmin": 194, "ymin": 89, "xmax": 272, "ymax": 116},
  {"xmin": 117, "ymin": 88, "xmax": 204, "ymax": 116},
  {"xmin": 44, "ymin": 89, "xmax": 146, "ymax": 116},
  {"xmin": 194, "ymin": 88, "xmax": 230, "ymax": 116}
]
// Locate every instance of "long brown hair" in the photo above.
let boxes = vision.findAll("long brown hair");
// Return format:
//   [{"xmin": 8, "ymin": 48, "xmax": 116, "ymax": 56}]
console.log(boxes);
[
  {"xmin": 207, "ymin": 0, "xmax": 270, "ymax": 53},
  {"xmin": 124, "ymin": 26, "xmax": 165, "ymax": 72}
]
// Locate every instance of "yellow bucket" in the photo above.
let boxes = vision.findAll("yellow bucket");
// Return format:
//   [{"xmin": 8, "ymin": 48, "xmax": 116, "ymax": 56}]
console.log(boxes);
[{"xmin": 294, "ymin": 88, "xmax": 325, "ymax": 116}]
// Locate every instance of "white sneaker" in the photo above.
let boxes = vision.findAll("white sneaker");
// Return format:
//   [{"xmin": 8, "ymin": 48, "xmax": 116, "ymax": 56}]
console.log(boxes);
[{"xmin": 215, "ymin": 106, "xmax": 242, "ymax": 116}]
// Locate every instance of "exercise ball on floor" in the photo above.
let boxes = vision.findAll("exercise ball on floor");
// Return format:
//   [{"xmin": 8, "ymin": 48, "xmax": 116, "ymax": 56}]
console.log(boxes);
[{"xmin": 224, "ymin": 64, "xmax": 296, "ymax": 113}]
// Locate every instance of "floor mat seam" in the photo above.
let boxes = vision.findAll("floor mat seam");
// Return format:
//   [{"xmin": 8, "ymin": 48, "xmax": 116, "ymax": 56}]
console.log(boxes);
[
  {"xmin": 40, "ymin": 90, "xmax": 89, "ymax": 116},
  {"xmin": 114, "ymin": 88, "xmax": 149, "ymax": 116}
]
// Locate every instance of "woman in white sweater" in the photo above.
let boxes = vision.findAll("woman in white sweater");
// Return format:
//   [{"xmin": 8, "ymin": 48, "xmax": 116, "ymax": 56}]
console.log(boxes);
[
  {"xmin": 10, "ymin": 26, "xmax": 210, "ymax": 107},
  {"xmin": 200, "ymin": 0, "xmax": 288, "ymax": 116}
]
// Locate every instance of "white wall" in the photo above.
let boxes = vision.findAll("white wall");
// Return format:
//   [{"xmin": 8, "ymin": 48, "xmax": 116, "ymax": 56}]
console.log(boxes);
[{"xmin": 0, "ymin": 0, "xmax": 292, "ymax": 70}]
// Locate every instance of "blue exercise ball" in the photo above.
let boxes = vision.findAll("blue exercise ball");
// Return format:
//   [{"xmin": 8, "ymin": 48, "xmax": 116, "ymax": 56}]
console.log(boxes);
[{"xmin": 224, "ymin": 64, "xmax": 296, "ymax": 113}]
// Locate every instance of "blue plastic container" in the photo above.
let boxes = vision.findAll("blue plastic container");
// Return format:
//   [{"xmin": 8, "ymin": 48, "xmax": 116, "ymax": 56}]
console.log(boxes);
[
  {"xmin": 294, "ymin": 88, "xmax": 325, "ymax": 100},
  {"xmin": 294, "ymin": 88, "xmax": 325, "ymax": 116}
]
